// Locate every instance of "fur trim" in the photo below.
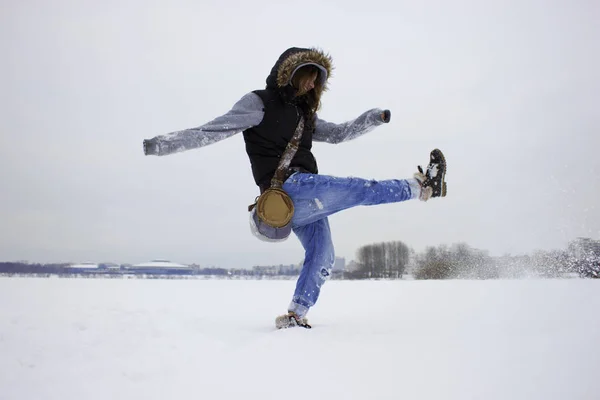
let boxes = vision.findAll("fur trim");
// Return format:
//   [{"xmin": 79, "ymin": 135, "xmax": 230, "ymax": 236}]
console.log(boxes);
[{"xmin": 276, "ymin": 48, "xmax": 333, "ymax": 89}]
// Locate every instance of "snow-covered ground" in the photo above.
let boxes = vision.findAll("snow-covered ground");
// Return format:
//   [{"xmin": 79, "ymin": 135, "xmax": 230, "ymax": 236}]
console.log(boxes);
[{"xmin": 1, "ymin": 277, "xmax": 598, "ymax": 400}]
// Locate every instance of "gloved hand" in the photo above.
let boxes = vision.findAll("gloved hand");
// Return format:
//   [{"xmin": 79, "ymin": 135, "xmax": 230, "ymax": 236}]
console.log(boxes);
[
  {"xmin": 143, "ymin": 139, "xmax": 159, "ymax": 155},
  {"xmin": 381, "ymin": 109, "xmax": 391, "ymax": 123}
]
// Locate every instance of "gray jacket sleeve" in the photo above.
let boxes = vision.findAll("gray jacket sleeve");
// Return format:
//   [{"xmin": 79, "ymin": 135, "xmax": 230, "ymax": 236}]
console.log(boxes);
[
  {"xmin": 143, "ymin": 92, "xmax": 264, "ymax": 156},
  {"xmin": 312, "ymin": 108, "xmax": 386, "ymax": 144}
]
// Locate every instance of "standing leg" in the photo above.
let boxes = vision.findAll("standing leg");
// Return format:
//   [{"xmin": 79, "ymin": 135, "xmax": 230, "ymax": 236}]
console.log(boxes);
[
  {"xmin": 281, "ymin": 173, "xmax": 419, "ymax": 319},
  {"xmin": 287, "ymin": 218, "xmax": 335, "ymax": 318}
]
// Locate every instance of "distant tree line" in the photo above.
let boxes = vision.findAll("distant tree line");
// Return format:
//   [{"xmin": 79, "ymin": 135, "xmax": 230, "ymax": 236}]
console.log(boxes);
[
  {"xmin": 346, "ymin": 241, "xmax": 410, "ymax": 279},
  {"xmin": 413, "ymin": 243, "xmax": 497, "ymax": 279},
  {"xmin": 346, "ymin": 237, "xmax": 599, "ymax": 280}
]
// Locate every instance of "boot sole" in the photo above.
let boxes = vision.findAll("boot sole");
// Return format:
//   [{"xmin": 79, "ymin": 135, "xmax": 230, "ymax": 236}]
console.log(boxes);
[{"xmin": 431, "ymin": 149, "xmax": 447, "ymax": 198}]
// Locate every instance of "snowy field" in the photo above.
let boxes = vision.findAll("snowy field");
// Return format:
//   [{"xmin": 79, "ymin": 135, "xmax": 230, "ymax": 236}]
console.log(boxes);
[{"xmin": 1, "ymin": 277, "xmax": 599, "ymax": 400}]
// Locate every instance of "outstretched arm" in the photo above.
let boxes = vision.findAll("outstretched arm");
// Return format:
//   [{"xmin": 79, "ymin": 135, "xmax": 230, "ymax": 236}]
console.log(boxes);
[
  {"xmin": 143, "ymin": 92, "xmax": 265, "ymax": 156},
  {"xmin": 312, "ymin": 109, "xmax": 391, "ymax": 144}
]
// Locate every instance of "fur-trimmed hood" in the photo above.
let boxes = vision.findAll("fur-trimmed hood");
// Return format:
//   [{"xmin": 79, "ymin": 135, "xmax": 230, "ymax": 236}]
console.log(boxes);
[{"xmin": 265, "ymin": 47, "xmax": 333, "ymax": 91}]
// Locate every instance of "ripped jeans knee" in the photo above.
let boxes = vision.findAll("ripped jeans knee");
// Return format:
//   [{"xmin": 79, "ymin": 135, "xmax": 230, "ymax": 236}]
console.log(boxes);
[{"xmin": 319, "ymin": 266, "xmax": 332, "ymax": 282}]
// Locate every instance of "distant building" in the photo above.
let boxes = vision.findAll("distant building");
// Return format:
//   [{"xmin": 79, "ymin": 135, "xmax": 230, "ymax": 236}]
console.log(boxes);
[
  {"xmin": 346, "ymin": 260, "xmax": 360, "ymax": 271},
  {"xmin": 99, "ymin": 263, "xmax": 121, "ymax": 271},
  {"xmin": 67, "ymin": 262, "xmax": 100, "ymax": 271},
  {"xmin": 278, "ymin": 264, "xmax": 299, "ymax": 275},
  {"xmin": 253, "ymin": 265, "xmax": 278, "ymax": 275},
  {"xmin": 127, "ymin": 260, "xmax": 192, "ymax": 274},
  {"xmin": 253, "ymin": 264, "xmax": 299, "ymax": 275},
  {"xmin": 333, "ymin": 257, "xmax": 346, "ymax": 271}
]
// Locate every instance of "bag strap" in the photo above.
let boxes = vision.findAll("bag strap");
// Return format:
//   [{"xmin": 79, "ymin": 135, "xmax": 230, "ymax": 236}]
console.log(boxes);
[{"xmin": 270, "ymin": 117, "xmax": 305, "ymax": 189}]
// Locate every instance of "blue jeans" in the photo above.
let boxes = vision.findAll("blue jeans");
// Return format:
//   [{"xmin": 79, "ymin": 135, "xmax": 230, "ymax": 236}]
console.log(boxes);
[{"xmin": 282, "ymin": 173, "xmax": 419, "ymax": 317}]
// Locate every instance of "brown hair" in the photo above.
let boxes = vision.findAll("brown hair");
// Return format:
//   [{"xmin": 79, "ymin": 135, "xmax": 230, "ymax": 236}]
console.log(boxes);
[{"xmin": 290, "ymin": 65, "xmax": 324, "ymax": 128}]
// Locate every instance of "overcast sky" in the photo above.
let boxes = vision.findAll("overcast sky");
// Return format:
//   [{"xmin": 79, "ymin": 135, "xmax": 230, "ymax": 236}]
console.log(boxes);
[{"xmin": 1, "ymin": 0, "xmax": 598, "ymax": 269}]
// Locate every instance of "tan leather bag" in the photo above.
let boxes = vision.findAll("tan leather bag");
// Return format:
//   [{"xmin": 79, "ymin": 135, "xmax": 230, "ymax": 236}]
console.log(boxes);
[{"xmin": 255, "ymin": 188, "xmax": 294, "ymax": 228}]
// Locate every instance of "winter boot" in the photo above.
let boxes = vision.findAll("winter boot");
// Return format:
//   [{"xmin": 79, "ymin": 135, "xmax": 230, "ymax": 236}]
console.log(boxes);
[
  {"xmin": 414, "ymin": 149, "xmax": 447, "ymax": 201},
  {"xmin": 275, "ymin": 312, "xmax": 312, "ymax": 329}
]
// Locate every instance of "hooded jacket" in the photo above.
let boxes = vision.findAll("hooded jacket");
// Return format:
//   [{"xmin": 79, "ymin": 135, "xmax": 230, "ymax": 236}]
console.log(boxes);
[
  {"xmin": 243, "ymin": 47, "xmax": 334, "ymax": 189},
  {"xmin": 143, "ymin": 47, "xmax": 389, "ymax": 189}
]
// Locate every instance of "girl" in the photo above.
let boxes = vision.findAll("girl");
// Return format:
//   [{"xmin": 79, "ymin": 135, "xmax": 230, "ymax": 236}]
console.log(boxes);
[{"xmin": 143, "ymin": 47, "xmax": 447, "ymax": 329}]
